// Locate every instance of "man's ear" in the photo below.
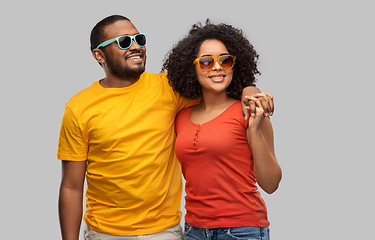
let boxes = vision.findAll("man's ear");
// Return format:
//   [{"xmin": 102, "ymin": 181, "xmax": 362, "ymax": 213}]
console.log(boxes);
[{"xmin": 92, "ymin": 49, "xmax": 106, "ymax": 65}]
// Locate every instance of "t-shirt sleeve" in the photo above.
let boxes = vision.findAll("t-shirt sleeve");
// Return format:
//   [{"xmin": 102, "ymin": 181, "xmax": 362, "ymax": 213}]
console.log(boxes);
[
  {"xmin": 160, "ymin": 71, "xmax": 200, "ymax": 112},
  {"xmin": 56, "ymin": 106, "xmax": 88, "ymax": 161},
  {"xmin": 176, "ymin": 94, "xmax": 201, "ymax": 112}
]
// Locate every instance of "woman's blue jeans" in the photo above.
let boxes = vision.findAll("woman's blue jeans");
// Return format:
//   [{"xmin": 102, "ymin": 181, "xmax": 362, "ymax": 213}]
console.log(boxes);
[{"xmin": 183, "ymin": 222, "xmax": 270, "ymax": 240}]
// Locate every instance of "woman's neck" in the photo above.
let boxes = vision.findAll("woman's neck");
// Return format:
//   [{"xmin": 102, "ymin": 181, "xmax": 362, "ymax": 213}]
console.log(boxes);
[{"xmin": 198, "ymin": 91, "xmax": 236, "ymax": 111}]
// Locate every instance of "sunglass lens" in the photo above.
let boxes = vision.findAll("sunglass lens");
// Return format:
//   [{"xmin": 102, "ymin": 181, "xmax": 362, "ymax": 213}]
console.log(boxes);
[
  {"xmin": 219, "ymin": 56, "xmax": 234, "ymax": 69},
  {"xmin": 118, "ymin": 36, "xmax": 132, "ymax": 49},
  {"xmin": 199, "ymin": 57, "xmax": 215, "ymax": 70},
  {"xmin": 135, "ymin": 34, "xmax": 146, "ymax": 47}
]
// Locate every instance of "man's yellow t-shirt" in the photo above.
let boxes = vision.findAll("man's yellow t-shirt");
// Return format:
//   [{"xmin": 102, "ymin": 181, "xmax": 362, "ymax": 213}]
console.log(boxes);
[{"xmin": 57, "ymin": 71, "xmax": 196, "ymax": 236}]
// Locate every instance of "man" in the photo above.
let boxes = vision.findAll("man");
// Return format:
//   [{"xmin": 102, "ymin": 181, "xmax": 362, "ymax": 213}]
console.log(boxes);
[{"xmin": 57, "ymin": 15, "xmax": 274, "ymax": 240}]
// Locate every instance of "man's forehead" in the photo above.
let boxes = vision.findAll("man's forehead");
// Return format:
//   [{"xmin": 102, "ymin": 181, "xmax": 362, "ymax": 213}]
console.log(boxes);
[{"xmin": 104, "ymin": 20, "xmax": 139, "ymax": 37}]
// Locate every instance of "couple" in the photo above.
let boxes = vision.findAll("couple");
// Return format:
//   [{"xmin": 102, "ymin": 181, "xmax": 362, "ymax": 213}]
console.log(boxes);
[{"xmin": 57, "ymin": 15, "xmax": 281, "ymax": 240}]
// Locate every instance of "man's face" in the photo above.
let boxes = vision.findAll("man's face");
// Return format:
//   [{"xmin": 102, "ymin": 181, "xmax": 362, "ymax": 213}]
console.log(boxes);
[{"xmin": 102, "ymin": 20, "xmax": 147, "ymax": 79}]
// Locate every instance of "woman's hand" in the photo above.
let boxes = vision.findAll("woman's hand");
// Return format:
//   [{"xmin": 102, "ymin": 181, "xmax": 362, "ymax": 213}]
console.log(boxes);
[
  {"xmin": 242, "ymin": 90, "xmax": 275, "ymax": 121},
  {"xmin": 246, "ymin": 95, "xmax": 267, "ymax": 130},
  {"xmin": 242, "ymin": 91, "xmax": 274, "ymax": 121}
]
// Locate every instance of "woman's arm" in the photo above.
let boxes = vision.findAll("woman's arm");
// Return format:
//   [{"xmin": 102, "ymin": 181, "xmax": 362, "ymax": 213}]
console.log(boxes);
[{"xmin": 246, "ymin": 94, "xmax": 282, "ymax": 194}]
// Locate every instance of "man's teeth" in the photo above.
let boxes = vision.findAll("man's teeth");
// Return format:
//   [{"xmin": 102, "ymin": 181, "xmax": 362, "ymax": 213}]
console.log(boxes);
[{"xmin": 130, "ymin": 56, "xmax": 141, "ymax": 59}]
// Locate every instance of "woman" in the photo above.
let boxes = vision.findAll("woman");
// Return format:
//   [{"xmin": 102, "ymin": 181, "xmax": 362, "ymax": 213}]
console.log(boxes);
[{"xmin": 162, "ymin": 20, "xmax": 282, "ymax": 240}]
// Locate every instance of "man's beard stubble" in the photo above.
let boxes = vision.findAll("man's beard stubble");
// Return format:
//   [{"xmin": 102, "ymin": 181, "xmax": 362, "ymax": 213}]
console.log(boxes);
[{"xmin": 104, "ymin": 50, "xmax": 146, "ymax": 80}]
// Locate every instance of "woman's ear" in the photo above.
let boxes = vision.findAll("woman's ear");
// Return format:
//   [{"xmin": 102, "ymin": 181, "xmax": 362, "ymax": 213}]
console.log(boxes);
[{"xmin": 92, "ymin": 49, "xmax": 106, "ymax": 65}]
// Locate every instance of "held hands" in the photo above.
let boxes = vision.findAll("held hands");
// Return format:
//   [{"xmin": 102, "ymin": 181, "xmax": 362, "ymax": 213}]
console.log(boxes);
[{"xmin": 242, "ymin": 92, "xmax": 274, "ymax": 129}]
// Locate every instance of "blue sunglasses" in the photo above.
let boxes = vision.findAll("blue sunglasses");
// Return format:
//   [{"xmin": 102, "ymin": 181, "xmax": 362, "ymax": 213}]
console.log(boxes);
[{"xmin": 96, "ymin": 33, "xmax": 147, "ymax": 49}]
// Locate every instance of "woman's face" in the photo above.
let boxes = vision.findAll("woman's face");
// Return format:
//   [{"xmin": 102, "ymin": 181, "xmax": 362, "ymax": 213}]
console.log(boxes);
[{"xmin": 195, "ymin": 39, "xmax": 234, "ymax": 95}]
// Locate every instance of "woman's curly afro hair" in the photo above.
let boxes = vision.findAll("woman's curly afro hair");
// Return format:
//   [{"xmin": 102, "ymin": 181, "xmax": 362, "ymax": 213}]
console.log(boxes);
[{"xmin": 162, "ymin": 19, "xmax": 260, "ymax": 100}]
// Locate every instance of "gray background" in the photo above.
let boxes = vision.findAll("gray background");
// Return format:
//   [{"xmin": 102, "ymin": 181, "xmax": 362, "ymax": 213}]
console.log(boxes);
[{"xmin": 1, "ymin": 0, "xmax": 374, "ymax": 239}]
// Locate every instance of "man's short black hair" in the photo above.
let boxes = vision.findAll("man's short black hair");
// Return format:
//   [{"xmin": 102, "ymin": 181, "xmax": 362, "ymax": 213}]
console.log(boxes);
[{"xmin": 90, "ymin": 15, "xmax": 130, "ymax": 52}]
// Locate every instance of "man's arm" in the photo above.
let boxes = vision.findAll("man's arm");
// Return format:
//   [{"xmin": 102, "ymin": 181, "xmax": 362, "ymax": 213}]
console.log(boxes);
[{"xmin": 59, "ymin": 160, "xmax": 86, "ymax": 240}]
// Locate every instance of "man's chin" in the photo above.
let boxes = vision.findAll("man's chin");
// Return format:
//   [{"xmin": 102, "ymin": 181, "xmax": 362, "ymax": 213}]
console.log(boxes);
[
  {"xmin": 120, "ymin": 66, "xmax": 145, "ymax": 79},
  {"xmin": 129, "ymin": 65, "xmax": 145, "ymax": 75}
]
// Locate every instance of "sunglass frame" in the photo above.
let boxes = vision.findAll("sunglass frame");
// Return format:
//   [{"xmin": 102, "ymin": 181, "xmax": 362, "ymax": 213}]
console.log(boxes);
[
  {"xmin": 96, "ymin": 33, "xmax": 147, "ymax": 49},
  {"xmin": 193, "ymin": 55, "xmax": 236, "ymax": 71}
]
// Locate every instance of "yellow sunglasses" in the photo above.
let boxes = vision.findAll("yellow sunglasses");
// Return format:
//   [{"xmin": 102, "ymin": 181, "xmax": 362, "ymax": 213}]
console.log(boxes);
[{"xmin": 193, "ymin": 55, "xmax": 236, "ymax": 71}]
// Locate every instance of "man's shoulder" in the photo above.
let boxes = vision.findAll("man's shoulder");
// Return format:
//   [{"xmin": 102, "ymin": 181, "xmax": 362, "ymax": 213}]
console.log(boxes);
[
  {"xmin": 65, "ymin": 81, "xmax": 100, "ymax": 108},
  {"xmin": 142, "ymin": 71, "xmax": 173, "ymax": 92},
  {"xmin": 143, "ymin": 71, "xmax": 168, "ymax": 81}
]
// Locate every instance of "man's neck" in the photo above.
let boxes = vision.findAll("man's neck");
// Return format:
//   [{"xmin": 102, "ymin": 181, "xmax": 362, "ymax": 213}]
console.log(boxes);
[{"xmin": 100, "ymin": 75, "xmax": 141, "ymax": 88}]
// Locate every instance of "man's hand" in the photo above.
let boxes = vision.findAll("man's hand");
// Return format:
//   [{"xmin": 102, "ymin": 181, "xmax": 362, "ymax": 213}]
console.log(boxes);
[
  {"xmin": 245, "ymin": 92, "xmax": 274, "ymax": 119},
  {"xmin": 241, "ymin": 87, "xmax": 274, "ymax": 121}
]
